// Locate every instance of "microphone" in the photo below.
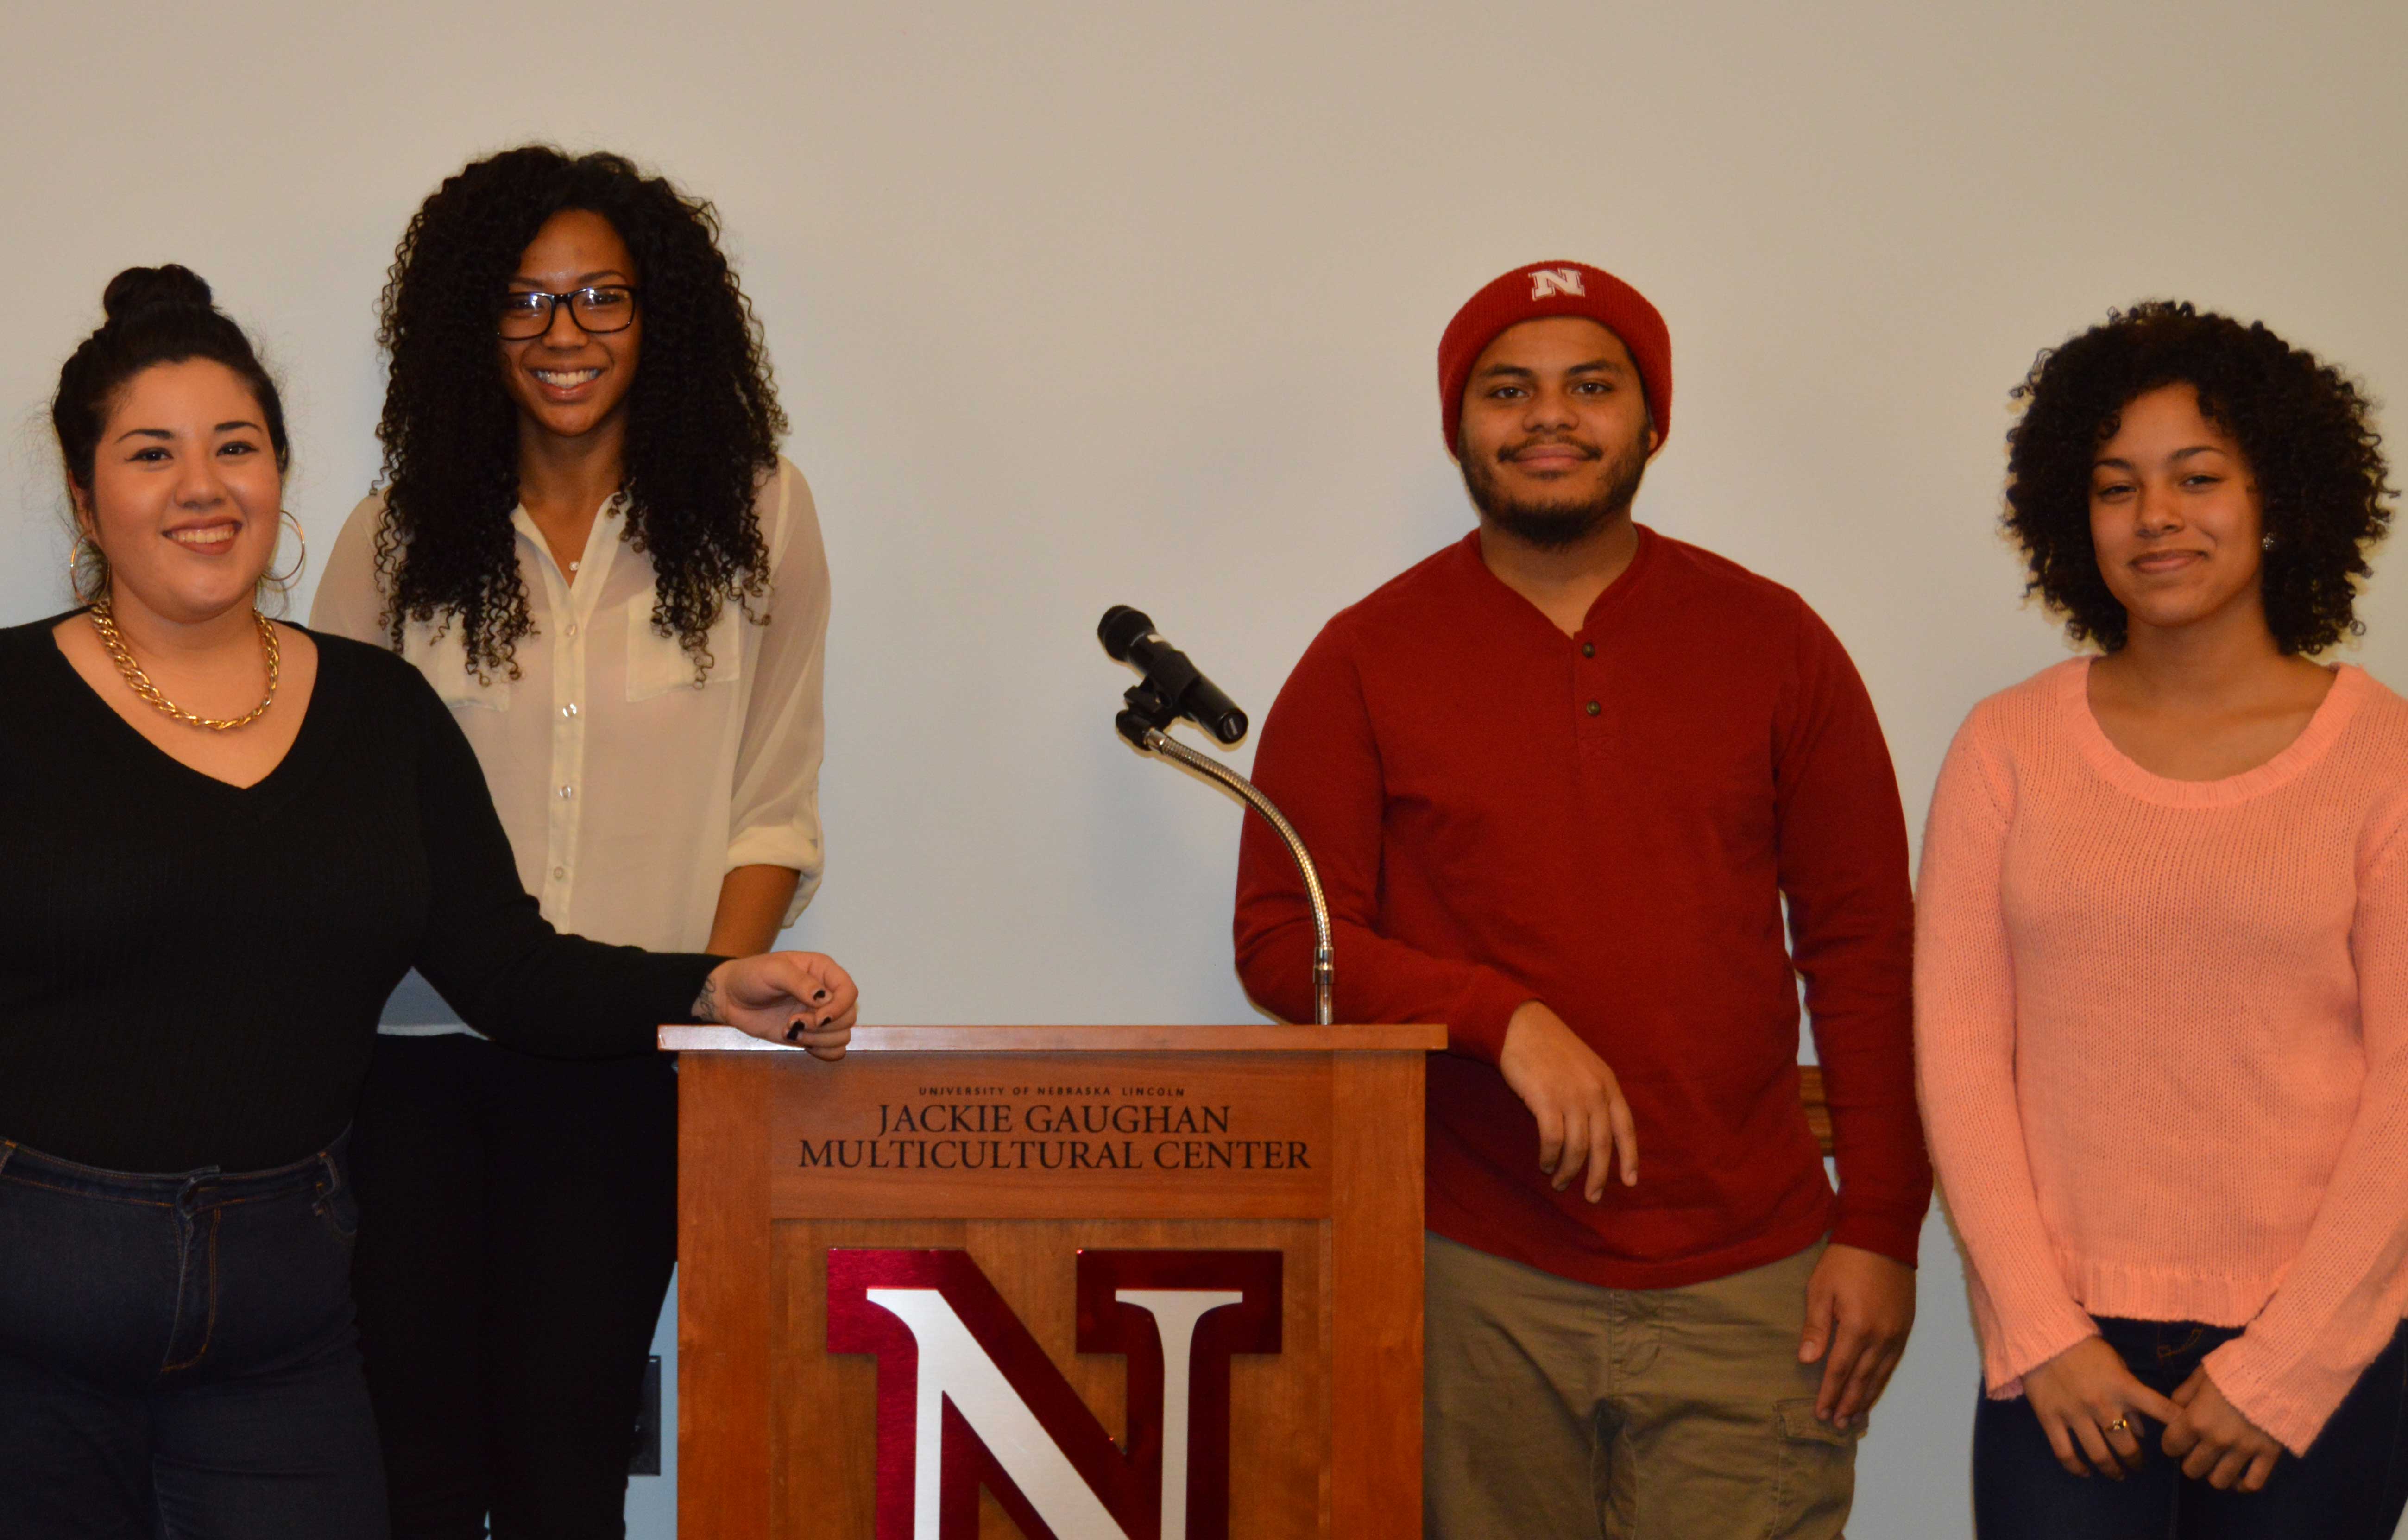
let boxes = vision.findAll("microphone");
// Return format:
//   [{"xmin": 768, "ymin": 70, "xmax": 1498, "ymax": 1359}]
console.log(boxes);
[{"xmin": 1098, "ymin": 606, "xmax": 1249, "ymax": 745}]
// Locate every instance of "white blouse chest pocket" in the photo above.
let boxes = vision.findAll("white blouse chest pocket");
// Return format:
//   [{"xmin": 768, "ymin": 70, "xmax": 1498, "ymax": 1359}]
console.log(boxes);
[
  {"xmin": 624, "ymin": 592, "xmax": 748, "ymax": 702},
  {"xmin": 401, "ymin": 619, "xmax": 512, "ymax": 712}
]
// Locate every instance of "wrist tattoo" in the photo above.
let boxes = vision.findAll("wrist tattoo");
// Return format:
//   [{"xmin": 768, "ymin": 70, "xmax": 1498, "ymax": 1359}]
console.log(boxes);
[{"xmin": 692, "ymin": 974, "xmax": 723, "ymax": 1024}]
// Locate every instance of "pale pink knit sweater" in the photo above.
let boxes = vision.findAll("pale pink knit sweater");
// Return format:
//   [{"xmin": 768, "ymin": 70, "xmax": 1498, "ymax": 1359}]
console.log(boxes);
[{"xmin": 1916, "ymin": 659, "xmax": 2408, "ymax": 1454}]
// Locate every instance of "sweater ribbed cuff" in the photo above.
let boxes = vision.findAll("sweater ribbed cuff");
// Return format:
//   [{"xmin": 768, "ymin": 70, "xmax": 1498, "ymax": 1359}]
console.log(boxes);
[
  {"xmin": 1446, "ymin": 970, "xmax": 1538, "ymax": 1064},
  {"xmin": 674, "ymin": 955, "xmax": 731, "ymax": 1026},
  {"xmin": 1982, "ymin": 1304, "xmax": 2101, "ymax": 1399},
  {"xmin": 2202, "ymin": 1336, "xmax": 2339, "ymax": 1457}
]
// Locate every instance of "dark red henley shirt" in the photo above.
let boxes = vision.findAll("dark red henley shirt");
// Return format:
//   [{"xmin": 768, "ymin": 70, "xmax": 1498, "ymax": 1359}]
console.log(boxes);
[{"xmin": 1234, "ymin": 527, "xmax": 1930, "ymax": 1288}]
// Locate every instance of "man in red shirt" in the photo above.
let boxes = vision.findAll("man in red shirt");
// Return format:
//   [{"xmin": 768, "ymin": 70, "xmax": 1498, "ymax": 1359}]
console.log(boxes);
[{"xmin": 1233, "ymin": 262, "xmax": 1930, "ymax": 1537}]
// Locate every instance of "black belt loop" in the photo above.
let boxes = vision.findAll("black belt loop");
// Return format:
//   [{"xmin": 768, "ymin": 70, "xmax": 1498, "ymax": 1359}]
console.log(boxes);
[{"xmin": 317, "ymin": 1136, "xmax": 345, "ymax": 1195}]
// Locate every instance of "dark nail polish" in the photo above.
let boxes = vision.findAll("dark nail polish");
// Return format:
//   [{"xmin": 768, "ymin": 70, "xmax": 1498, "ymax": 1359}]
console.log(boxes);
[
  {"xmin": 813, "ymin": 989, "xmax": 831, "ymax": 1004},
  {"xmin": 784, "ymin": 1018, "xmax": 807, "ymax": 1042}
]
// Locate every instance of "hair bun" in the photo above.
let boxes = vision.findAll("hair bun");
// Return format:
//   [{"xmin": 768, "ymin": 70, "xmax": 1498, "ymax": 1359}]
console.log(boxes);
[{"xmin": 101, "ymin": 264, "xmax": 214, "ymax": 324}]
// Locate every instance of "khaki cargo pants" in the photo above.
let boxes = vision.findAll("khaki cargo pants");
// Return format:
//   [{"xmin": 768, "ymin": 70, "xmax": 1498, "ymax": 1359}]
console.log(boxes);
[{"xmin": 1425, "ymin": 1233, "xmax": 1857, "ymax": 1540}]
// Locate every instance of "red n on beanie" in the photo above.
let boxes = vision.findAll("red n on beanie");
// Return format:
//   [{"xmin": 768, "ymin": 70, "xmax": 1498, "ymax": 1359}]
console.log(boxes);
[{"xmin": 1437, "ymin": 261, "xmax": 1672, "ymax": 453}]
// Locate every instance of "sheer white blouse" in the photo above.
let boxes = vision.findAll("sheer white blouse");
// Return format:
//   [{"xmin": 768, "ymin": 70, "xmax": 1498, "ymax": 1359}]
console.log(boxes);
[{"xmin": 311, "ymin": 458, "xmax": 829, "ymax": 1034}]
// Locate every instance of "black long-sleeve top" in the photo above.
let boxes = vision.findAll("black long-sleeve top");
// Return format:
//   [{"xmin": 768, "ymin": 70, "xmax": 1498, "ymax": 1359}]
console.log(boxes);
[{"xmin": 0, "ymin": 617, "xmax": 718, "ymax": 1173}]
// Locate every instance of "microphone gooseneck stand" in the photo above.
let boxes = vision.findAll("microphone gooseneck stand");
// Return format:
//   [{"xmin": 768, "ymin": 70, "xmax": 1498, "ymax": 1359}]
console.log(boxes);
[
  {"xmin": 1128, "ymin": 723, "xmax": 1336, "ymax": 1028},
  {"xmin": 1103, "ymin": 606, "xmax": 1334, "ymax": 1026}
]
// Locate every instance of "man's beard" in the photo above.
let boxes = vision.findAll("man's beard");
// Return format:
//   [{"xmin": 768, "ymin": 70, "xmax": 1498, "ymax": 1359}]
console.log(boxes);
[{"xmin": 1461, "ymin": 433, "xmax": 1650, "ymax": 549}]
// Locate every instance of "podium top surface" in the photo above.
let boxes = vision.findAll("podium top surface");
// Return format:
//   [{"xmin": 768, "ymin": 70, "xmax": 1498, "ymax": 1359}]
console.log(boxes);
[{"xmin": 658, "ymin": 1023, "xmax": 1447, "ymax": 1054}]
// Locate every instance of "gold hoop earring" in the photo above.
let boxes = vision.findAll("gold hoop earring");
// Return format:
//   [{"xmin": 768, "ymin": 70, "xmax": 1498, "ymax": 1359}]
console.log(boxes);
[
  {"xmin": 265, "ymin": 509, "xmax": 308, "ymax": 587},
  {"xmin": 67, "ymin": 536, "xmax": 103, "ymax": 603}
]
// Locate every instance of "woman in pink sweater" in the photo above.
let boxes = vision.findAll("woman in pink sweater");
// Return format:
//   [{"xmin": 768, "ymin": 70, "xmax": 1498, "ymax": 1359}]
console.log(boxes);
[{"xmin": 1917, "ymin": 302, "xmax": 2407, "ymax": 1536}]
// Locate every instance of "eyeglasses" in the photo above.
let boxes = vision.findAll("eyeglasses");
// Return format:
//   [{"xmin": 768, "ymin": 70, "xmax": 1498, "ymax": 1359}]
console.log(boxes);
[{"xmin": 496, "ymin": 286, "xmax": 639, "ymax": 340}]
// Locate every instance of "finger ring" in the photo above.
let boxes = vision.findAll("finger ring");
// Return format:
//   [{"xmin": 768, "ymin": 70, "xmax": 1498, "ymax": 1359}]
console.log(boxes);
[{"xmin": 2105, "ymin": 1416, "xmax": 2131, "ymax": 1435}]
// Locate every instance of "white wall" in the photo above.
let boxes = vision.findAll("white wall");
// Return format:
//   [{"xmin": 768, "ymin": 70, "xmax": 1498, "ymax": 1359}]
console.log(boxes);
[{"xmin": 6, "ymin": 3, "xmax": 2403, "ymax": 1535}]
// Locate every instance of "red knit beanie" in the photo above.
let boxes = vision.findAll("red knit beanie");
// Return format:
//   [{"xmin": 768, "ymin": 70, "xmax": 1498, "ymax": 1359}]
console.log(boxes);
[{"xmin": 1437, "ymin": 261, "xmax": 1672, "ymax": 454}]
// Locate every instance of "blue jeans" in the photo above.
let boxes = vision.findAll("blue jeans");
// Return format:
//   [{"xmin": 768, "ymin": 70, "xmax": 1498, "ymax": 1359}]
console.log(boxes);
[
  {"xmin": 1973, "ymin": 1315, "xmax": 2408, "ymax": 1539},
  {"xmin": 0, "ymin": 1134, "xmax": 388, "ymax": 1539}
]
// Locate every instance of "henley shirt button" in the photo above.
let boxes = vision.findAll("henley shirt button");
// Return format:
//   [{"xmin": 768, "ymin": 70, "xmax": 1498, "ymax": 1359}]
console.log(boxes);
[
  {"xmin": 552, "ymin": 865, "xmax": 567, "ymax": 879},
  {"xmin": 562, "ymin": 702, "xmax": 578, "ymax": 718},
  {"xmin": 558, "ymin": 784, "xmax": 574, "ymax": 799},
  {"xmin": 1582, "ymin": 642, "xmax": 1596, "ymax": 658},
  {"xmin": 1585, "ymin": 700, "xmax": 1601, "ymax": 716},
  {"xmin": 566, "ymin": 623, "xmax": 579, "ymax": 638}
]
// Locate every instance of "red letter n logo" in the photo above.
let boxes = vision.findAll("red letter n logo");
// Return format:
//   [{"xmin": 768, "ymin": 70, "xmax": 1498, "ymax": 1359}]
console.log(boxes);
[
  {"xmin": 1527, "ymin": 266, "xmax": 1587, "ymax": 300},
  {"xmin": 826, "ymin": 1249, "xmax": 1283, "ymax": 1540}
]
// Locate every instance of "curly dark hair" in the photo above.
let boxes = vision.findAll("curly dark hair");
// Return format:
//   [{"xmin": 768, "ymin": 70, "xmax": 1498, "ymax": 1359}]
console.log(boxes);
[
  {"xmin": 2003, "ymin": 300, "xmax": 2391, "ymax": 656},
  {"xmin": 375, "ymin": 145, "xmax": 785, "ymax": 678}
]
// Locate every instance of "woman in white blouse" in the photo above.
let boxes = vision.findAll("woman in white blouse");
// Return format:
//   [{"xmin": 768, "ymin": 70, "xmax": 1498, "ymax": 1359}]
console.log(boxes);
[{"xmin": 312, "ymin": 146, "xmax": 830, "ymax": 1537}]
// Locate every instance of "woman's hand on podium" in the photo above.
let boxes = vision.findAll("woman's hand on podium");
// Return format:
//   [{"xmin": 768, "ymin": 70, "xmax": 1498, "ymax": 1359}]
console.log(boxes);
[{"xmin": 693, "ymin": 953, "xmax": 858, "ymax": 1060}]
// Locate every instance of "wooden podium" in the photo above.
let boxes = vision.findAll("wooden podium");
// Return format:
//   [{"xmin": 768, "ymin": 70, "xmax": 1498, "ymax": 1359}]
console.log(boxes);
[{"xmin": 662, "ymin": 1023, "xmax": 1446, "ymax": 1539}]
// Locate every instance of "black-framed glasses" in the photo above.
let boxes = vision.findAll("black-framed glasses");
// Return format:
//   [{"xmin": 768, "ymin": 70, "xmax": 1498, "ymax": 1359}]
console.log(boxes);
[{"xmin": 496, "ymin": 286, "xmax": 639, "ymax": 340}]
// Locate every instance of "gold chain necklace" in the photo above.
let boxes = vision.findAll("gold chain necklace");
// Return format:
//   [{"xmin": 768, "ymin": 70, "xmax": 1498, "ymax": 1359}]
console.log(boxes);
[{"xmin": 88, "ymin": 599, "xmax": 281, "ymax": 732}]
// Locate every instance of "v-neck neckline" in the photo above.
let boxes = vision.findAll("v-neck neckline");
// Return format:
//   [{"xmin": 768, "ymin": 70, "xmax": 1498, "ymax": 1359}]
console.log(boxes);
[
  {"xmin": 1464, "ymin": 522, "xmax": 1661, "ymax": 644},
  {"xmin": 514, "ymin": 492, "xmax": 625, "ymax": 603},
  {"xmin": 41, "ymin": 612, "xmax": 343, "ymax": 808}
]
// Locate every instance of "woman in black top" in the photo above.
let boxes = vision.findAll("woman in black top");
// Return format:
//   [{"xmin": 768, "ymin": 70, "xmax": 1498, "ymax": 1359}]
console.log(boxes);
[{"xmin": 0, "ymin": 267, "xmax": 857, "ymax": 1540}]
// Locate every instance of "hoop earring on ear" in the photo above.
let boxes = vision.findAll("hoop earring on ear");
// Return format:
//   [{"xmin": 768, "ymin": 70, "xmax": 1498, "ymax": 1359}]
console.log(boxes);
[
  {"xmin": 265, "ymin": 509, "xmax": 308, "ymax": 588},
  {"xmin": 67, "ymin": 536, "xmax": 102, "ymax": 603}
]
